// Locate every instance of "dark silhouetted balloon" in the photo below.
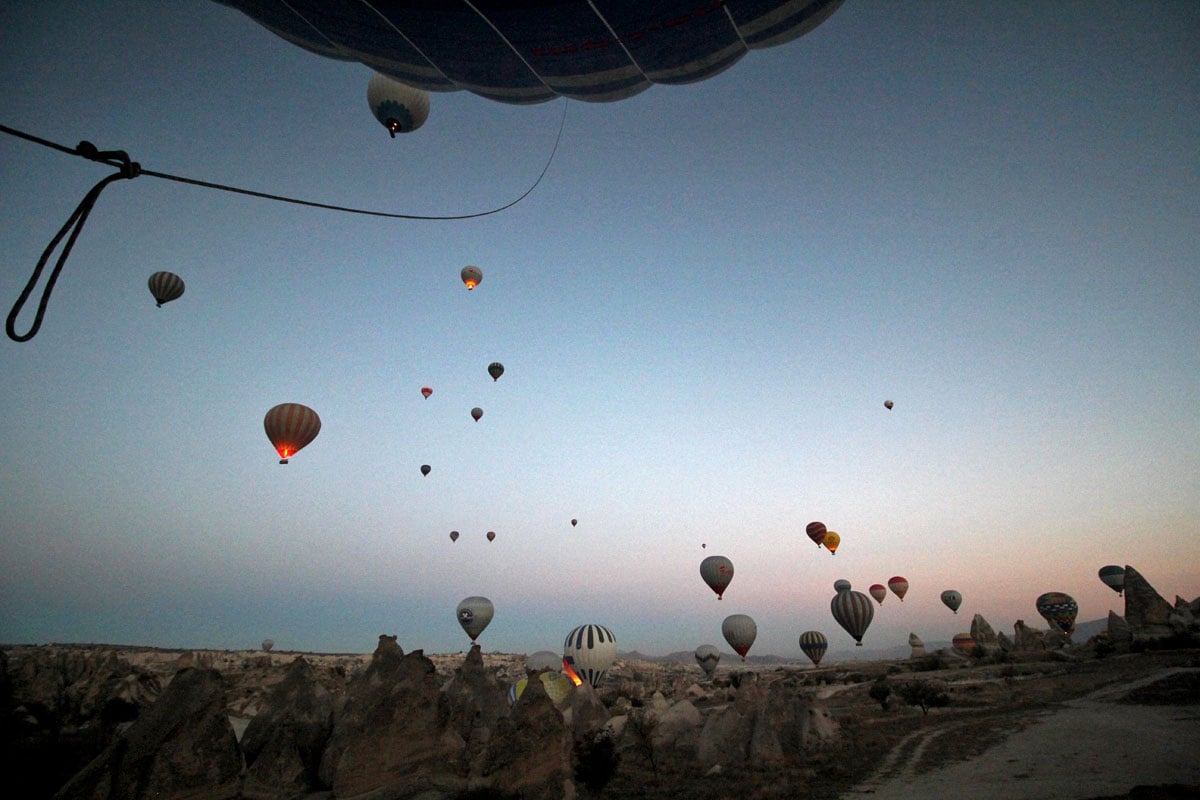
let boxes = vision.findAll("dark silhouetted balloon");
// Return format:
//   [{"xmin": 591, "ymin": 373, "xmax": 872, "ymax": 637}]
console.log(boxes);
[
  {"xmin": 700, "ymin": 555, "xmax": 734, "ymax": 600},
  {"xmin": 471, "ymin": 407, "xmax": 483, "ymax": 422},
  {"xmin": 722, "ymin": 614, "xmax": 757, "ymax": 661},
  {"xmin": 487, "ymin": 530, "xmax": 496, "ymax": 542},
  {"xmin": 884, "ymin": 400, "xmax": 894, "ymax": 410},
  {"xmin": 488, "ymin": 362, "xmax": 504, "ymax": 381},
  {"xmin": 148, "ymin": 271, "xmax": 185, "ymax": 307},
  {"xmin": 571, "ymin": 519, "xmax": 578, "ymax": 527},
  {"xmin": 799, "ymin": 630, "xmax": 828, "ymax": 666},
  {"xmin": 806, "ymin": 521, "xmax": 827, "ymax": 547},
  {"xmin": 450, "ymin": 530, "xmax": 459, "ymax": 542},
  {"xmin": 421, "ymin": 386, "xmax": 432, "ymax": 399},
  {"xmin": 830, "ymin": 590, "xmax": 874, "ymax": 646},
  {"xmin": 420, "ymin": 464, "xmax": 431, "ymax": 476},
  {"xmin": 941, "ymin": 590, "xmax": 962, "ymax": 614},
  {"xmin": 1098, "ymin": 565, "xmax": 1125, "ymax": 596}
]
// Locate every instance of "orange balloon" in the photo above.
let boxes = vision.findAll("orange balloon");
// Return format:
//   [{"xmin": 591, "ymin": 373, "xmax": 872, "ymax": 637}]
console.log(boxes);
[{"xmin": 823, "ymin": 531, "xmax": 841, "ymax": 555}]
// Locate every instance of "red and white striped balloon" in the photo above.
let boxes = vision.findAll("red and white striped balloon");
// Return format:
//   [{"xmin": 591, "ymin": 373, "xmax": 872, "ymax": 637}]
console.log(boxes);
[{"xmin": 263, "ymin": 403, "xmax": 321, "ymax": 464}]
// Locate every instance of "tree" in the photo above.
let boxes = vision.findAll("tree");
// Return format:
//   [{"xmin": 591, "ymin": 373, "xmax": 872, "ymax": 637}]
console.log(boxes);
[
  {"xmin": 897, "ymin": 680, "xmax": 949, "ymax": 715},
  {"xmin": 869, "ymin": 677, "xmax": 892, "ymax": 711}
]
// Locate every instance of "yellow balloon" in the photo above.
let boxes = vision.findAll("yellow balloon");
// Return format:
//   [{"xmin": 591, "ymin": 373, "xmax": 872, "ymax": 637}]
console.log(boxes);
[
  {"xmin": 508, "ymin": 672, "xmax": 574, "ymax": 708},
  {"xmin": 823, "ymin": 531, "xmax": 841, "ymax": 555}
]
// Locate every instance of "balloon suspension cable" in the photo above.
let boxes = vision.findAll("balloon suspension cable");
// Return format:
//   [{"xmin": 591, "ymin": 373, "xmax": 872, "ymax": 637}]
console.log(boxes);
[{"xmin": 0, "ymin": 101, "xmax": 568, "ymax": 342}]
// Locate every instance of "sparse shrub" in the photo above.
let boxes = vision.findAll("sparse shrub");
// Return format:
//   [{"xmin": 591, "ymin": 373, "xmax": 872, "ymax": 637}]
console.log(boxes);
[
  {"xmin": 897, "ymin": 680, "xmax": 949, "ymax": 715},
  {"xmin": 574, "ymin": 731, "xmax": 619, "ymax": 795},
  {"xmin": 1094, "ymin": 637, "xmax": 1116, "ymax": 658},
  {"xmin": 626, "ymin": 707, "xmax": 660, "ymax": 772},
  {"xmin": 868, "ymin": 677, "xmax": 891, "ymax": 711}
]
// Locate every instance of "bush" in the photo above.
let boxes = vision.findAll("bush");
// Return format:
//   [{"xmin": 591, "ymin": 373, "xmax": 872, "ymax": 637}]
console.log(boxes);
[
  {"xmin": 868, "ymin": 677, "xmax": 892, "ymax": 711},
  {"xmin": 897, "ymin": 680, "xmax": 949, "ymax": 715},
  {"xmin": 574, "ymin": 732, "xmax": 619, "ymax": 795}
]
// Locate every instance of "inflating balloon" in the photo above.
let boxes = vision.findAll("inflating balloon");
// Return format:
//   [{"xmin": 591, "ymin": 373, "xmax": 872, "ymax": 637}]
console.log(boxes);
[
  {"xmin": 941, "ymin": 590, "xmax": 962, "ymax": 614},
  {"xmin": 263, "ymin": 403, "xmax": 321, "ymax": 464},
  {"xmin": 563, "ymin": 624, "xmax": 617, "ymax": 688},
  {"xmin": 461, "ymin": 266, "xmax": 482, "ymax": 290},
  {"xmin": 1035, "ymin": 592, "xmax": 1079, "ymax": 635},
  {"xmin": 488, "ymin": 362, "xmax": 504, "ymax": 381},
  {"xmin": 508, "ymin": 672, "xmax": 574, "ymax": 708},
  {"xmin": 952, "ymin": 633, "xmax": 975, "ymax": 654},
  {"xmin": 449, "ymin": 530, "xmax": 459, "ymax": 542},
  {"xmin": 1098, "ymin": 565, "xmax": 1125, "ymax": 597},
  {"xmin": 486, "ymin": 530, "xmax": 496, "ymax": 542},
  {"xmin": 805, "ymin": 521, "xmax": 827, "ymax": 547},
  {"xmin": 721, "ymin": 614, "xmax": 757, "ymax": 661},
  {"xmin": 456, "ymin": 596, "xmax": 494, "ymax": 642},
  {"xmin": 833, "ymin": 579, "xmax": 851, "ymax": 594},
  {"xmin": 830, "ymin": 590, "xmax": 874, "ymax": 646},
  {"xmin": 148, "ymin": 271, "xmax": 185, "ymax": 307},
  {"xmin": 694, "ymin": 644, "xmax": 720, "ymax": 679},
  {"xmin": 823, "ymin": 531, "xmax": 841, "ymax": 555},
  {"xmin": 700, "ymin": 555, "xmax": 734, "ymax": 600},
  {"xmin": 217, "ymin": 1, "xmax": 845, "ymax": 106},
  {"xmin": 420, "ymin": 464, "xmax": 431, "ymax": 476},
  {"xmin": 421, "ymin": 387, "xmax": 432, "ymax": 399},
  {"xmin": 367, "ymin": 72, "xmax": 430, "ymax": 136},
  {"xmin": 799, "ymin": 630, "xmax": 828, "ymax": 666},
  {"xmin": 471, "ymin": 407, "xmax": 483, "ymax": 422},
  {"xmin": 869, "ymin": 584, "xmax": 887, "ymax": 605},
  {"xmin": 888, "ymin": 576, "xmax": 909, "ymax": 602},
  {"xmin": 526, "ymin": 651, "xmax": 561, "ymax": 672}
]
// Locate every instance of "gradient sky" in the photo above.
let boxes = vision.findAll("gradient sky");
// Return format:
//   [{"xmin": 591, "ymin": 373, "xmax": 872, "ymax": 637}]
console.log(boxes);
[{"xmin": 1, "ymin": 1, "xmax": 1197, "ymax": 661}]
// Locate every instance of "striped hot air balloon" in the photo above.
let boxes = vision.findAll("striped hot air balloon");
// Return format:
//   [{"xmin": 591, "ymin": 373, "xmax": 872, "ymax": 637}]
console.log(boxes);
[
  {"xmin": 806, "ymin": 521, "xmax": 827, "ymax": 547},
  {"xmin": 563, "ymin": 624, "xmax": 616, "ymax": 688},
  {"xmin": 147, "ymin": 271, "xmax": 185, "ymax": 307},
  {"xmin": 694, "ymin": 644, "xmax": 721, "ymax": 678},
  {"xmin": 869, "ymin": 584, "xmax": 887, "ymax": 605},
  {"xmin": 799, "ymin": 630, "xmax": 828, "ymax": 666},
  {"xmin": 263, "ymin": 403, "xmax": 321, "ymax": 464},
  {"xmin": 1036, "ymin": 592, "xmax": 1079, "ymax": 636},
  {"xmin": 830, "ymin": 589, "xmax": 875, "ymax": 646}
]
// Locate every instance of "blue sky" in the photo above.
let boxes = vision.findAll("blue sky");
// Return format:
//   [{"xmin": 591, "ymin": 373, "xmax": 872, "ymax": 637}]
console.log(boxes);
[{"xmin": 1, "ymin": 1, "xmax": 1197, "ymax": 660}]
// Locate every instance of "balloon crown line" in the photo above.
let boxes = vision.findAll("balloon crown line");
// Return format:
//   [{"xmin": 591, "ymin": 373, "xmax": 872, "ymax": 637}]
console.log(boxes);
[{"xmin": 1, "ymin": 107, "xmax": 567, "ymax": 341}]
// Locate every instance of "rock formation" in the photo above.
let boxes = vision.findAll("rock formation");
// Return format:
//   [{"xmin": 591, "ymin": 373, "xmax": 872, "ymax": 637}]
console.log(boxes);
[
  {"xmin": 970, "ymin": 614, "xmax": 998, "ymax": 650},
  {"xmin": 1107, "ymin": 611, "xmax": 1132, "ymax": 647},
  {"xmin": 442, "ymin": 644, "xmax": 509, "ymax": 752},
  {"xmin": 1012, "ymin": 620, "xmax": 1045, "ymax": 651},
  {"xmin": 1123, "ymin": 565, "xmax": 1176, "ymax": 643},
  {"xmin": 908, "ymin": 633, "xmax": 926, "ymax": 658},
  {"xmin": 475, "ymin": 671, "xmax": 575, "ymax": 800}
]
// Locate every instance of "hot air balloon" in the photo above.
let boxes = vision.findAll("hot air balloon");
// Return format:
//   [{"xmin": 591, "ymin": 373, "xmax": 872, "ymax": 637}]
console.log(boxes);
[
  {"xmin": 420, "ymin": 464, "xmax": 431, "ymax": 476},
  {"xmin": 869, "ymin": 584, "xmax": 887, "ymax": 605},
  {"xmin": 952, "ymin": 633, "xmax": 976, "ymax": 654},
  {"xmin": 449, "ymin": 530, "xmax": 459, "ymax": 542},
  {"xmin": 941, "ymin": 590, "xmax": 962, "ymax": 614},
  {"xmin": 461, "ymin": 266, "xmax": 482, "ymax": 290},
  {"xmin": 367, "ymin": 71, "xmax": 430, "ymax": 136},
  {"xmin": 1098, "ymin": 565, "xmax": 1125, "ymax": 597},
  {"xmin": 884, "ymin": 400, "xmax": 894, "ymax": 410},
  {"xmin": 486, "ymin": 531, "xmax": 496, "ymax": 542},
  {"xmin": 471, "ymin": 407, "xmax": 483, "ymax": 422},
  {"xmin": 805, "ymin": 521, "xmax": 827, "ymax": 547},
  {"xmin": 217, "ymin": 1, "xmax": 844, "ymax": 106},
  {"xmin": 823, "ymin": 531, "xmax": 841, "ymax": 555},
  {"xmin": 456, "ymin": 596, "xmax": 494, "ymax": 642},
  {"xmin": 263, "ymin": 403, "xmax": 321, "ymax": 464},
  {"xmin": 421, "ymin": 387, "xmax": 432, "ymax": 399},
  {"xmin": 526, "ymin": 650, "xmax": 561, "ymax": 672},
  {"xmin": 833, "ymin": 579, "xmax": 851, "ymax": 594},
  {"xmin": 508, "ymin": 672, "xmax": 574, "ymax": 707},
  {"xmin": 888, "ymin": 576, "xmax": 909, "ymax": 602},
  {"xmin": 571, "ymin": 519, "xmax": 578, "ymax": 527},
  {"xmin": 694, "ymin": 644, "xmax": 720, "ymax": 678},
  {"xmin": 799, "ymin": 630, "xmax": 828, "ymax": 666},
  {"xmin": 488, "ymin": 362, "xmax": 504, "ymax": 381},
  {"xmin": 721, "ymin": 614, "xmax": 757, "ymax": 661},
  {"xmin": 830, "ymin": 590, "xmax": 874, "ymax": 646},
  {"xmin": 700, "ymin": 555, "xmax": 734, "ymax": 600},
  {"xmin": 148, "ymin": 271, "xmax": 185, "ymax": 307},
  {"xmin": 563, "ymin": 624, "xmax": 617, "ymax": 688},
  {"xmin": 1036, "ymin": 592, "xmax": 1079, "ymax": 635}
]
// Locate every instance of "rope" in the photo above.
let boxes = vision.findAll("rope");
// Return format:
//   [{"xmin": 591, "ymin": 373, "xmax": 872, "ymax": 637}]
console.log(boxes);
[{"xmin": 2, "ymin": 101, "xmax": 567, "ymax": 341}]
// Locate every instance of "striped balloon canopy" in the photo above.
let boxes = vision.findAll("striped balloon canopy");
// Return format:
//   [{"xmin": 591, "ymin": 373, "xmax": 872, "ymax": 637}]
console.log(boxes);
[
  {"xmin": 147, "ymin": 271, "xmax": 185, "ymax": 307},
  {"xmin": 263, "ymin": 403, "xmax": 321, "ymax": 464},
  {"xmin": 799, "ymin": 630, "xmax": 828, "ymax": 666},
  {"xmin": 887, "ymin": 576, "xmax": 909, "ymax": 601},
  {"xmin": 563, "ymin": 624, "xmax": 616, "ymax": 689},
  {"xmin": 830, "ymin": 590, "xmax": 874, "ymax": 646},
  {"xmin": 1098, "ymin": 565, "xmax": 1125, "ymax": 596},
  {"xmin": 1035, "ymin": 592, "xmax": 1079, "ymax": 635}
]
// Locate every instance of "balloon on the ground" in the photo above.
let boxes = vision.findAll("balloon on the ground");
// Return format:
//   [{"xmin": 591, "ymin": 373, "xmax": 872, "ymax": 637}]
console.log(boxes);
[
  {"xmin": 488, "ymin": 362, "xmax": 504, "ymax": 381},
  {"xmin": 830, "ymin": 590, "xmax": 874, "ymax": 646},
  {"xmin": 217, "ymin": 1, "xmax": 845, "ymax": 106},
  {"xmin": 888, "ymin": 576, "xmax": 909, "ymax": 601},
  {"xmin": 563, "ymin": 624, "xmax": 617, "ymax": 688},
  {"xmin": 456, "ymin": 596, "xmax": 494, "ymax": 642},
  {"xmin": 952, "ymin": 633, "xmax": 975, "ymax": 654},
  {"xmin": 366, "ymin": 72, "xmax": 430, "ymax": 135},
  {"xmin": 461, "ymin": 266, "xmax": 482, "ymax": 290},
  {"xmin": 148, "ymin": 271, "xmax": 185, "ymax": 307},
  {"xmin": 471, "ymin": 407, "xmax": 483, "ymax": 422},
  {"xmin": 263, "ymin": 403, "xmax": 321, "ymax": 464},
  {"xmin": 694, "ymin": 644, "xmax": 720, "ymax": 678},
  {"xmin": 700, "ymin": 555, "xmax": 734, "ymax": 600},
  {"xmin": 799, "ymin": 630, "xmax": 828, "ymax": 666},
  {"xmin": 1036, "ymin": 592, "xmax": 1079, "ymax": 635},
  {"xmin": 526, "ymin": 651, "xmax": 561, "ymax": 672},
  {"xmin": 421, "ymin": 387, "xmax": 432, "ymax": 399},
  {"xmin": 508, "ymin": 672, "xmax": 574, "ymax": 707},
  {"xmin": 721, "ymin": 614, "xmax": 757, "ymax": 661},
  {"xmin": 941, "ymin": 590, "xmax": 962, "ymax": 614},
  {"xmin": 1098, "ymin": 565, "xmax": 1125, "ymax": 597},
  {"xmin": 420, "ymin": 464, "xmax": 431, "ymax": 476},
  {"xmin": 869, "ymin": 584, "xmax": 887, "ymax": 605},
  {"xmin": 833, "ymin": 579, "xmax": 851, "ymax": 593},
  {"xmin": 806, "ymin": 521, "xmax": 827, "ymax": 547},
  {"xmin": 449, "ymin": 530, "xmax": 459, "ymax": 542},
  {"xmin": 823, "ymin": 531, "xmax": 841, "ymax": 554}
]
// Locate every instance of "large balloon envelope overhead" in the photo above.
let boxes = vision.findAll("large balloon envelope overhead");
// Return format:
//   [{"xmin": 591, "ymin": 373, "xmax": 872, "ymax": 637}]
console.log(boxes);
[
  {"xmin": 805, "ymin": 521, "xmax": 827, "ymax": 547},
  {"xmin": 888, "ymin": 576, "xmax": 909, "ymax": 601},
  {"xmin": 1098, "ymin": 565, "xmax": 1125, "ymax": 597},
  {"xmin": 456, "ymin": 596, "xmax": 495, "ymax": 642},
  {"xmin": 941, "ymin": 590, "xmax": 962, "ymax": 614},
  {"xmin": 461, "ymin": 266, "xmax": 483, "ymax": 290},
  {"xmin": 563, "ymin": 624, "xmax": 617, "ymax": 689},
  {"xmin": 799, "ymin": 630, "xmax": 828, "ymax": 666},
  {"xmin": 366, "ymin": 72, "xmax": 430, "ymax": 135},
  {"xmin": 148, "ymin": 271, "xmax": 185, "ymax": 307},
  {"xmin": 869, "ymin": 584, "xmax": 887, "ymax": 605},
  {"xmin": 214, "ymin": 1, "xmax": 845, "ymax": 106},
  {"xmin": 694, "ymin": 644, "xmax": 721, "ymax": 678},
  {"xmin": 263, "ymin": 403, "xmax": 321, "ymax": 464},
  {"xmin": 700, "ymin": 555, "xmax": 734, "ymax": 600},
  {"xmin": 830, "ymin": 590, "xmax": 874, "ymax": 646},
  {"xmin": 1035, "ymin": 592, "xmax": 1079, "ymax": 635},
  {"xmin": 721, "ymin": 614, "xmax": 757, "ymax": 661},
  {"xmin": 823, "ymin": 531, "xmax": 841, "ymax": 555},
  {"xmin": 488, "ymin": 362, "xmax": 505, "ymax": 381}
]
